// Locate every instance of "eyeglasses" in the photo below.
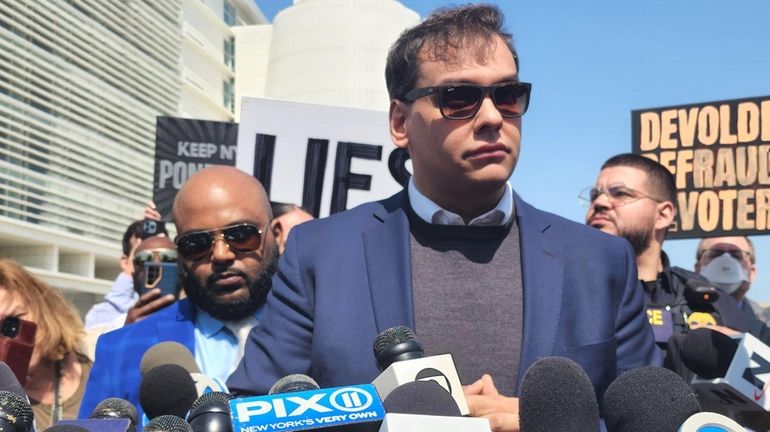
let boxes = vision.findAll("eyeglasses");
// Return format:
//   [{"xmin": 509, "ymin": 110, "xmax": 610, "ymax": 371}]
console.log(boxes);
[
  {"xmin": 133, "ymin": 248, "xmax": 178, "ymax": 269},
  {"xmin": 175, "ymin": 223, "xmax": 265, "ymax": 261},
  {"xmin": 578, "ymin": 183, "xmax": 662, "ymax": 207},
  {"xmin": 402, "ymin": 81, "xmax": 532, "ymax": 120},
  {"xmin": 697, "ymin": 248, "xmax": 753, "ymax": 263}
]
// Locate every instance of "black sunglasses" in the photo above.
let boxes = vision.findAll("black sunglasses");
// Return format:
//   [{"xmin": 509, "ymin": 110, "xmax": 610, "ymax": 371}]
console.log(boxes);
[
  {"xmin": 133, "ymin": 248, "xmax": 178, "ymax": 269},
  {"xmin": 402, "ymin": 81, "xmax": 532, "ymax": 120},
  {"xmin": 175, "ymin": 223, "xmax": 265, "ymax": 261}
]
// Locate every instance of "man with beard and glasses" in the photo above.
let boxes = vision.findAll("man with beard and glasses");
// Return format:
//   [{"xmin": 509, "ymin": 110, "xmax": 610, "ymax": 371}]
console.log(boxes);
[
  {"xmin": 79, "ymin": 166, "xmax": 278, "ymax": 421},
  {"xmin": 583, "ymin": 153, "xmax": 747, "ymax": 355}
]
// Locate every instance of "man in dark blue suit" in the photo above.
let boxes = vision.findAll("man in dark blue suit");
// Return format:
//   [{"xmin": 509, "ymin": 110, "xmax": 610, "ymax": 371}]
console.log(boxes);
[
  {"xmin": 79, "ymin": 167, "xmax": 279, "ymax": 421},
  {"xmin": 229, "ymin": 5, "xmax": 659, "ymax": 430}
]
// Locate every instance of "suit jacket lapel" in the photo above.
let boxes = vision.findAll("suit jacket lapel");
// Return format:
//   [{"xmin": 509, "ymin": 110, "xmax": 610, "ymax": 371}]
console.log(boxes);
[
  {"xmin": 514, "ymin": 193, "xmax": 564, "ymax": 390},
  {"xmin": 363, "ymin": 192, "xmax": 415, "ymax": 333}
]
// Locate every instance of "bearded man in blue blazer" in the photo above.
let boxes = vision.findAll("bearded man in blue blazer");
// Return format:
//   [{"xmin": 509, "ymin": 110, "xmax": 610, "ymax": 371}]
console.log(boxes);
[
  {"xmin": 228, "ymin": 5, "xmax": 659, "ymax": 430},
  {"xmin": 80, "ymin": 167, "xmax": 279, "ymax": 421}
]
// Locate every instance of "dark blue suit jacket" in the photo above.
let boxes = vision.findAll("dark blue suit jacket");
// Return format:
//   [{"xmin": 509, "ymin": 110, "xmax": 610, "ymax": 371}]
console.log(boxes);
[
  {"xmin": 228, "ymin": 191, "xmax": 660, "ymax": 398},
  {"xmin": 78, "ymin": 299, "xmax": 196, "ymax": 421}
]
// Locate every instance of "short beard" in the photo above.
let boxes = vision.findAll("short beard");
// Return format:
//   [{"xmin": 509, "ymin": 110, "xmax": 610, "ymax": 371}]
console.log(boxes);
[
  {"xmin": 180, "ymin": 244, "xmax": 280, "ymax": 321},
  {"xmin": 620, "ymin": 226, "xmax": 653, "ymax": 256}
]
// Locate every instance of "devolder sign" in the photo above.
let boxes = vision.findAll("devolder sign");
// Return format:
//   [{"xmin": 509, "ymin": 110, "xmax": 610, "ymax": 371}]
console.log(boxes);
[{"xmin": 632, "ymin": 95, "xmax": 770, "ymax": 239}]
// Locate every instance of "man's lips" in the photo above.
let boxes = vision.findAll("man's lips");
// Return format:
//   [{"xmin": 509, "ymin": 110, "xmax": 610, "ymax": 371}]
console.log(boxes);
[
  {"xmin": 210, "ymin": 273, "xmax": 246, "ymax": 290},
  {"xmin": 463, "ymin": 144, "xmax": 510, "ymax": 159},
  {"xmin": 587, "ymin": 214, "xmax": 612, "ymax": 227}
]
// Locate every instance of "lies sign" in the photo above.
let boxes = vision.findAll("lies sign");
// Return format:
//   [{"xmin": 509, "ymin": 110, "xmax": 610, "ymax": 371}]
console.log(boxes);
[{"xmin": 632, "ymin": 95, "xmax": 770, "ymax": 239}]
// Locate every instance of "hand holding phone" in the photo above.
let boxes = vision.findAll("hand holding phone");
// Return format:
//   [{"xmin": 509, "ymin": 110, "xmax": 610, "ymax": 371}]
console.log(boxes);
[{"xmin": 125, "ymin": 262, "xmax": 179, "ymax": 325}]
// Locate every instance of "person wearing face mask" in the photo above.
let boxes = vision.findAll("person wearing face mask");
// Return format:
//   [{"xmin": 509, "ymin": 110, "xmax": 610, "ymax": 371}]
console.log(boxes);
[{"xmin": 695, "ymin": 236, "xmax": 770, "ymax": 344}]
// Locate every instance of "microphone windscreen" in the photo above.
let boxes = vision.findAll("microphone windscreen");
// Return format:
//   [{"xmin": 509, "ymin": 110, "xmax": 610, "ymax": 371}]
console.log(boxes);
[
  {"xmin": 142, "ymin": 414, "xmax": 193, "ymax": 432},
  {"xmin": 680, "ymin": 327, "xmax": 739, "ymax": 379},
  {"xmin": 189, "ymin": 391, "xmax": 233, "ymax": 412},
  {"xmin": 382, "ymin": 380, "xmax": 461, "ymax": 417},
  {"xmin": 42, "ymin": 426, "xmax": 89, "ymax": 432},
  {"xmin": 268, "ymin": 374, "xmax": 320, "ymax": 395},
  {"xmin": 0, "ymin": 390, "xmax": 35, "ymax": 432},
  {"xmin": 139, "ymin": 364, "xmax": 197, "ymax": 420},
  {"xmin": 89, "ymin": 397, "xmax": 138, "ymax": 425},
  {"xmin": 139, "ymin": 342, "xmax": 200, "ymax": 376},
  {"xmin": 0, "ymin": 362, "xmax": 26, "ymax": 398},
  {"xmin": 603, "ymin": 366, "xmax": 700, "ymax": 432},
  {"xmin": 372, "ymin": 326, "xmax": 424, "ymax": 371},
  {"xmin": 519, "ymin": 357, "xmax": 599, "ymax": 432},
  {"xmin": 187, "ymin": 391, "xmax": 233, "ymax": 432}
]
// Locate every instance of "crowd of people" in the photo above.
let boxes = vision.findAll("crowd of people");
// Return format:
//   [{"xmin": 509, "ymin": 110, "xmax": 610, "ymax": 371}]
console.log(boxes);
[{"xmin": 2, "ymin": 4, "xmax": 769, "ymax": 431}]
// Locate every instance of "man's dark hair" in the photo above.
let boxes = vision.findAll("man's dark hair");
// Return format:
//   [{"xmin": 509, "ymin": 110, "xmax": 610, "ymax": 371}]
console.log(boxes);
[
  {"xmin": 601, "ymin": 153, "xmax": 677, "ymax": 206},
  {"xmin": 385, "ymin": 4, "xmax": 518, "ymax": 101},
  {"xmin": 270, "ymin": 201, "xmax": 311, "ymax": 219},
  {"xmin": 122, "ymin": 220, "xmax": 143, "ymax": 256}
]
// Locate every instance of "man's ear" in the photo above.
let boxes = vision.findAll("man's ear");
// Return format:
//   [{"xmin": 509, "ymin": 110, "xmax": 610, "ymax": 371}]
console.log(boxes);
[
  {"xmin": 655, "ymin": 201, "xmax": 676, "ymax": 231},
  {"xmin": 390, "ymin": 100, "xmax": 410, "ymax": 150},
  {"xmin": 271, "ymin": 219, "xmax": 287, "ymax": 255}
]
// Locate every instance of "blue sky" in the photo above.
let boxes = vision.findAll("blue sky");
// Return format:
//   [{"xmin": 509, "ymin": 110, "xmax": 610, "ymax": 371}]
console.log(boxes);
[{"xmin": 255, "ymin": 1, "xmax": 770, "ymax": 301}]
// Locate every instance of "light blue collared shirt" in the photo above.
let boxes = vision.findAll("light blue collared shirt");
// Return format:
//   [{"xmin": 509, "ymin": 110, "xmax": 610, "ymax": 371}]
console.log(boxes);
[
  {"xmin": 407, "ymin": 177, "xmax": 514, "ymax": 226},
  {"xmin": 193, "ymin": 305, "xmax": 264, "ymax": 384}
]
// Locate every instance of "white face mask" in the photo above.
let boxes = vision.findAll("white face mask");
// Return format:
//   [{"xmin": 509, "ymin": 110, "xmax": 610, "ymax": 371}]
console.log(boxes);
[{"xmin": 699, "ymin": 252, "xmax": 749, "ymax": 294}]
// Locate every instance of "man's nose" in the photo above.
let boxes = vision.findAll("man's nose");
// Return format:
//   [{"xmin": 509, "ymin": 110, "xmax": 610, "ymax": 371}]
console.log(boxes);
[{"xmin": 211, "ymin": 237, "xmax": 235, "ymax": 262}]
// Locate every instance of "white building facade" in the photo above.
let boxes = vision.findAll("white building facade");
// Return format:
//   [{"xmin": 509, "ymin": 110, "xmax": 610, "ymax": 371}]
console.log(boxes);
[
  {"xmin": 0, "ymin": 0, "xmax": 418, "ymax": 312},
  {"xmin": 0, "ymin": 0, "xmax": 265, "ymax": 309}
]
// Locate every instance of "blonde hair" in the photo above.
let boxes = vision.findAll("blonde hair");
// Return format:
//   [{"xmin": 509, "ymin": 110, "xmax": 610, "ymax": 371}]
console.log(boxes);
[{"xmin": 0, "ymin": 259, "xmax": 85, "ymax": 361}]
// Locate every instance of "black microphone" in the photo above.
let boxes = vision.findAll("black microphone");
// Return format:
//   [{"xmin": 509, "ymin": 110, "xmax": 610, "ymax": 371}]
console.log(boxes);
[
  {"xmin": 139, "ymin": 364, "xmax": 198, "ymax": 420},
  {"xmin": 0, "ymin": 362, "xmax": 34, "ymax": 432},
  {"xmin": 140, "ymin": 343, "xmax": 226, "ymax": 397},
  {"xmin": 519, "ymin": 357, "xmax": 599, "ymax": 432},
  {"xmin": 268, "ymin": 374, "xmax": 319, "ymax": 394},
  {"xmin": 679, "ymin": 327, "xmax": 738, "ymax": 379},
  {"xmin": 371, "ymin": 326, "xmax": 468, "ymax": 415},
  {"xmin": 0, "ymin": 390, "xmax": 34, "ymax": 432},
  {"xmin": 0, "ymin": 363, "xmax": 27, "ymax": 399},
  {"xmin": 676, "ymin": 327, "xmax": 770, "ymax": 412},
  {"xmin": 382, "ymin": 380, "xmax": 460, "ymax": 417},
  {"xmin": 89, "ymin": 397, "xmax": 138, "ymax": 431},
  {"xmin": 379, "ymin": 381, "xmax": 493, "ymax": 431},
  {"xmin": 373, "ymin": 326, "xmax": 424, "ymax": 371},
  {"xmin": 186, "ymin": 392, "xmax": 233, "ymax": 432},
  {"xmin": 603, "ymin": 366, "xmax": 700, "ymax": 432},
  {"xmin": 142, "ymin": 415, "xmax": 193, "ymax": 432}
]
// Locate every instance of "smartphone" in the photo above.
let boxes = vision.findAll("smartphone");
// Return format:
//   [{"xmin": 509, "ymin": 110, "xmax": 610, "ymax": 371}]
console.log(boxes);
[
  {"xmin": 0, "ymin": 316, "xmax": 37, "ymax": 383},
  {"xmin": 141, "ymin": 219, "xmax": 167, "ymax": 239},
  {"xmin": 141, "ymin": 262, "xmax": 179, "ymax": 298}
]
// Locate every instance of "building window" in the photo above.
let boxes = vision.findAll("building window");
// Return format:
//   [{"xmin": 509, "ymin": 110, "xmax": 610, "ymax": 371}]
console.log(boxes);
[
  {"xmin": 224, "ymin": 37, "xmax": 235, "ymax": 70},
  {"xmin": 223, "ymin": 0, "xmax": 236, "ymax": 26},
  {"xmin": 223, "ymin": 79, "xmax": 234, "ymax": 113}
]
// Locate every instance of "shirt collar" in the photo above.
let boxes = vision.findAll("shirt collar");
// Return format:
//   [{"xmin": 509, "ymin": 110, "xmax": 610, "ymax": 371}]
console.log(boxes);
[
  {"xmin": 407, "ymin": 177, "xmax": 514, "ymax": 226},
  {"xmin": 194, "ymin": 304, "xmax": 264, "ymax": 338}
]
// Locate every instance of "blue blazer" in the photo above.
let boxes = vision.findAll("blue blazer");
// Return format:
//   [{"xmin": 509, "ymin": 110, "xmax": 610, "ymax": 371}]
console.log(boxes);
[
  {"xmin": 228, "ymin": 191, "xmax": 660, "ymax": 398},
  {"xmin": 78, "ymin": 299, "xmax": 196, "ymax": 421}
]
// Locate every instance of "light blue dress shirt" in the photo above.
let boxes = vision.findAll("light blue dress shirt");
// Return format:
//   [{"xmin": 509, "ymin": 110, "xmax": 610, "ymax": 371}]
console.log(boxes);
[
  {"xmin": 407, "ymin": 177, "xmax": 514, "ymax": 226},
  {"xmin": 193, "ymin": 305, "xmax": 264, "ymax": 384}
]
